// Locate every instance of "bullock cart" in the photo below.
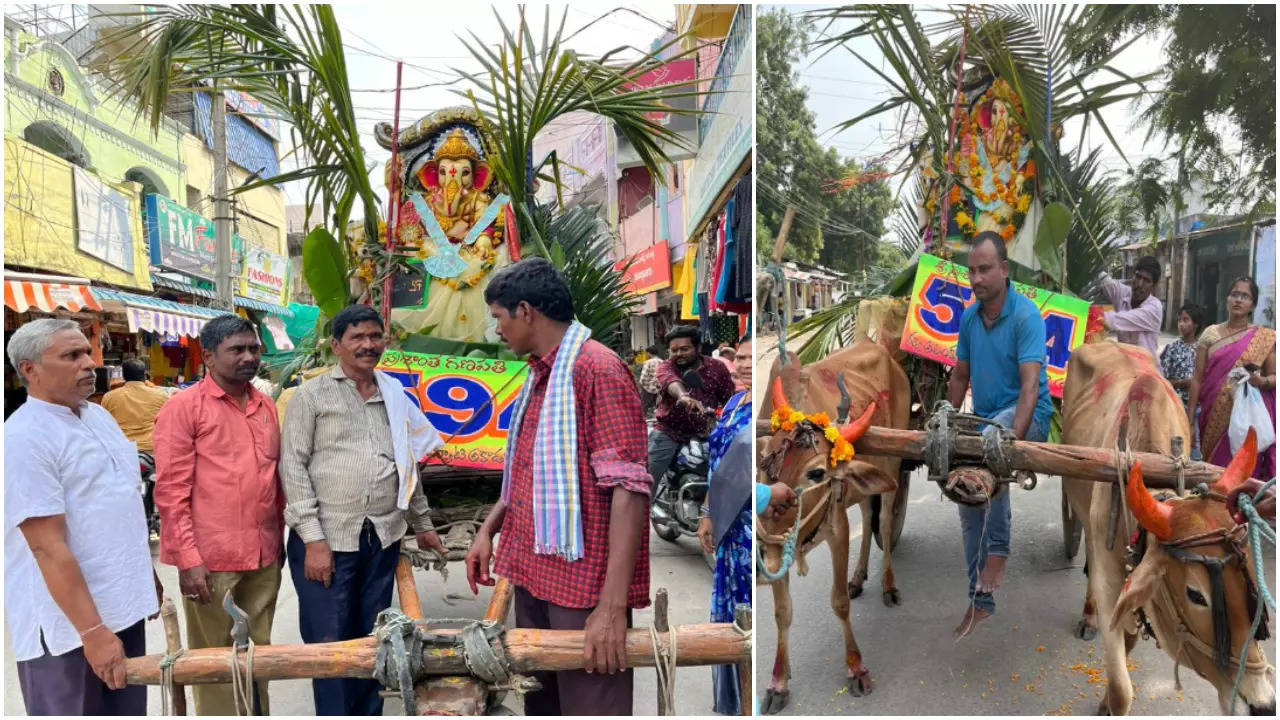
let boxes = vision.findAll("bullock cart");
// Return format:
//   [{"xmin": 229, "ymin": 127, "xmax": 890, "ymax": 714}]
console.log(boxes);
[{"xmin": 133, "ymin": 568, "xmax": 752, "ymax": 716}]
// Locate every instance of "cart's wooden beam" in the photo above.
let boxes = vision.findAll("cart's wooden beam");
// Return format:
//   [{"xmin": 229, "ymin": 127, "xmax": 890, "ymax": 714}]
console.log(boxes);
[
  {"xmin": 851, "ymin": 426, "xmax": 1226, "ymax": 489},
  {"xmin": 124, "ymin": 623, "xmax": 748, "ymax": 686},
  {"xmin": 415, "ymin": 577, "xmax": 515, "ymax": 716}
]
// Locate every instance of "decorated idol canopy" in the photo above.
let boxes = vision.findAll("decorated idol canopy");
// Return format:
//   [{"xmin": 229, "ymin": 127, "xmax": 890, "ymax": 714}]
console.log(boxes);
[
  {"xmin": 368, "ymin": 106, "xmax": 517, "ymax": 343},
  {"xmin": 917, "ymin": 73, "xmax": 1058, "ymax": 271}
]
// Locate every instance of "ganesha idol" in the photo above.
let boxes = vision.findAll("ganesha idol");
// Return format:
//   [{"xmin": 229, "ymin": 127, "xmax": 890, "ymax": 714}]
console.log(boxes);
[
  {"xmin": 919, "ymin": 77, "xmax": 1055, "ymax": 270},
  {"xmin": 373, "ymin": 106, "xmax": 516, "ymax": 343}
]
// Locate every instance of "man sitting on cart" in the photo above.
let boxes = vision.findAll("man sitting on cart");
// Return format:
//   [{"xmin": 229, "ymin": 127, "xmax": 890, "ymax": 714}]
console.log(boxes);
[{"xmin": 946, "ymin": 232, "xmax": 1054, "ymax": 638}]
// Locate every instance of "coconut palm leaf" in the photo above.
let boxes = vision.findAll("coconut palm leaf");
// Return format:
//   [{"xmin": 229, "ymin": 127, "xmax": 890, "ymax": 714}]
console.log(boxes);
[
  {"xmin": 454, "ymin": 6, "xmax": 716, "ymax": 256},
  {"xmin": 95, "ymin": 4, "xmax": 383, "ymax": 254}
]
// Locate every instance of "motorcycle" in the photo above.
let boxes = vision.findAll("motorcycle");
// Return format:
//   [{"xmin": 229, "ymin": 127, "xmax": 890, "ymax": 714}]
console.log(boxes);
[
  {"xmin": 649, "ymin": 435, "xmax": 709, "ymax": 543},
  {"xmin": 138, "ymin": 451, "xmax": 159, "ymax": 538}
]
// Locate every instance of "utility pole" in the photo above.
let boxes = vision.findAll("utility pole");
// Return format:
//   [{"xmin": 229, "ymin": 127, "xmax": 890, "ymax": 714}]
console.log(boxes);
[{"xmin": 212, "ymin": 85, "xmax": 234, "ymax": 310}]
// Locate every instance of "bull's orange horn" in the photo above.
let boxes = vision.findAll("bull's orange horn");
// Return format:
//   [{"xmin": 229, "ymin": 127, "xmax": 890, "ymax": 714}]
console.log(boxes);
[
  {"xmin": 771, "ymin": 377, "xmax": 790, "ymax": 412},
  {"xmin": 1126, "ymin": 460, "xmax": 1173, "ymax": 541},
  {"xmin": 839, "ymin": 401, "xmax": 877, "ymax": 444},
  {"xmin": 1211, "ymin": 427, "xmax": 1257, "ymax": 495}
]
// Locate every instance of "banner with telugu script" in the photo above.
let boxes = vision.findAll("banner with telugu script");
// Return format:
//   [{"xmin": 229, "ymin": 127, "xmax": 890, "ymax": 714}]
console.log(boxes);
[
  {"xmin": 900, "ymin": 253, "xmax": 1090, "ymax": 398},
  {"xmin": 377, "ymin": 350, "xmax": 528, "ymax": 470}
]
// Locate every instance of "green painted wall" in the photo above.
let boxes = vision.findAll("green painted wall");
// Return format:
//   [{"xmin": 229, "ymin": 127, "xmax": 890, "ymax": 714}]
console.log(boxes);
[{"xmin": 4, "ymin": 30, "xmax": 186, "ymax": 200}]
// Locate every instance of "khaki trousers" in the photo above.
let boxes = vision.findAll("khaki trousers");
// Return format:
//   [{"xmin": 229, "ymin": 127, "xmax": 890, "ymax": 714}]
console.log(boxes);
[{"xmin": 182, "ymin": 561, "xmax": 281, "ymax": 716}]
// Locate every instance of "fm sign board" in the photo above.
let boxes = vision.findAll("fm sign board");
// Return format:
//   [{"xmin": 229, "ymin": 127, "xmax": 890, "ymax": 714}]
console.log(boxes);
[
  {"xmin": 377, "ymin": 350, "xmax": 528, "ymax": 470},
  {"xmin": 901, "ymin": 254, "xmax": 1090, "ymax": 398}
]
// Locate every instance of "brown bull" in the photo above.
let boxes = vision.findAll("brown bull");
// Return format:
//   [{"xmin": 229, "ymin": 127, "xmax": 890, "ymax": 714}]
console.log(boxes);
[
  {"xmin": 1062, "ymin": 340, "xmax": 1275, "ymax": 715},
  {"xmin": 756, "ymin": 337, "xmax": 910, "ymax": 713}
]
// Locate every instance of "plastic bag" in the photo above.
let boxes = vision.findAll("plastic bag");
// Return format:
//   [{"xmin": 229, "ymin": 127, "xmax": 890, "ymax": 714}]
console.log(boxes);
[{"xmin": 1229, "ymin": 376, "xmax": 1277, "ymax": 455}]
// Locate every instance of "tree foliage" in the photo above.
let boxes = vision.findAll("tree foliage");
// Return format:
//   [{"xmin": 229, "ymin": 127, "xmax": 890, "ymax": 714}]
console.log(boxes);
[
  {"xmin": 756, "ymin": 7, "xmax": 894, "ymax": 269},
  {"xmin": 1077, "ymin": 4, "xmax": 1275, "ymax": 211}
]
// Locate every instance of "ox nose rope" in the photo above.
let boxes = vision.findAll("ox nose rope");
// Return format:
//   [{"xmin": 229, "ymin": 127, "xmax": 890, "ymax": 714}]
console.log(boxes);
[{"xmin": 1228, "ymin": 478, "xmax": 1276, "ymax": 715}]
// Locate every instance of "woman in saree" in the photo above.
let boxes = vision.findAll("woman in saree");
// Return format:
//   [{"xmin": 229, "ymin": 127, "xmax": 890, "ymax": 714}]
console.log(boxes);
[
  {"xmin": 1187, "ymin": 276, "xmax": 1277, "ymax": 478},
  {"xmin": 696, "ymin": 335, "xmax": 754, "ymax": 715}
]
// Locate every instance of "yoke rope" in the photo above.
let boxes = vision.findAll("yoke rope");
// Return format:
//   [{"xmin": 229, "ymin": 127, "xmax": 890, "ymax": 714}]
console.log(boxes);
[
  {"xmin": 229, "ymin": 641, "xmax": 256, "ymax": 716},
  {"xmin": 649, "ymin": 625, "xmax": 679, "ymax": 715},
  {"xmin": 159, "ymin": 648, "xmax": 184, "ymax": 716},
  {"xmin": 1229, "ymin": 478, "xmax": 1276, "ymax": 714}
]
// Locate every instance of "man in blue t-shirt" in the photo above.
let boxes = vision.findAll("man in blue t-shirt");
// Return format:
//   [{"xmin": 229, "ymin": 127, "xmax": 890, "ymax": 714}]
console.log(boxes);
[{"xmin": 946, "ymin": 232, "xmax": 1053, "ymax": 638}]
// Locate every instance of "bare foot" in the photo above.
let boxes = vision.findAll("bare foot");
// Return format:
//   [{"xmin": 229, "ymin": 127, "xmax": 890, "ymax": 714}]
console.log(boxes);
[
  {"xmin": 953, "ymin": 606, "xmax": 992, "ymax": 639},
  {"xmin": 977, "ymin": 555, "xmax": 1007, "ymax": 594}
]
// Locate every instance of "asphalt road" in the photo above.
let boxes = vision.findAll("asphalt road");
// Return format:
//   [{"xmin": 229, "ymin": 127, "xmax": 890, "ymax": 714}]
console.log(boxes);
[
  {"xmin": 4, "ymin": 527, "xmax": 719, "ymax": 716},
  {"xmin": 754, "ymin": 464, "xmax": 1277, "ymax": 715}
]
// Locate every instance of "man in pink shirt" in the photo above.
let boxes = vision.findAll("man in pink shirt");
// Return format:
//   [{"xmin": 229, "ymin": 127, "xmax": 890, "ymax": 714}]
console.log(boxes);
[
  {"xmin": 1099, "ymin": 255, "xmax": 1164, "ymax": 359},
  {"xmin": 154, "ymin": 315, "xmax": 283, "ymax": 715}
]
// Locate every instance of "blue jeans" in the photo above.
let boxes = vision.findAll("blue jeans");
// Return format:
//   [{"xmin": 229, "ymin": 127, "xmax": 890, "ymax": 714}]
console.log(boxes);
[
  {"xmin": 957, "ymin": 405, "xmax": 1047, "ymax": 613},
  {"xmin": 288, "ymin": 522, "xmax": 400, "ymax": 716}
]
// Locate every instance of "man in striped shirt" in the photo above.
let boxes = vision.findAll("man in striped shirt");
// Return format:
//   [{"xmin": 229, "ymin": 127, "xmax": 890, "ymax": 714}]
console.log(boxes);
[{"xmin": 280, "ymin": 304, "xmax": 446, "ymax": 716}]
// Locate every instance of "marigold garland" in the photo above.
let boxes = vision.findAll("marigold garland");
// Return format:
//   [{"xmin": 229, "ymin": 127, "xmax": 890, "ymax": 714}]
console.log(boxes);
[{"xmin": 769, "ymin": 406, "xmax": 857, "ymax": 467}]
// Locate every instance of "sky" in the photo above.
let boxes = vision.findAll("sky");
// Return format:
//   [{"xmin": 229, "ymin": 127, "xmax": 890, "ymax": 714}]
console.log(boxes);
[
  {"xmin": 764, "ymin": 3, "xmax": 1206, "ymax": 239},
  {"xmin": 281, "ymin": 2, "xmax": 679, "ymax": 211}
]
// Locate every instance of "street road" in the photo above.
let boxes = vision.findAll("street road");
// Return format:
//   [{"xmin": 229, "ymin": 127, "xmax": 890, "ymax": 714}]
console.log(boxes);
[
  {"xmin": 754, "ymin": 334, "xmax": 1277, "ymax": 715},
  {"xmin": 3, "ymin": 527, "xmax": 719, "ymax": 716}
]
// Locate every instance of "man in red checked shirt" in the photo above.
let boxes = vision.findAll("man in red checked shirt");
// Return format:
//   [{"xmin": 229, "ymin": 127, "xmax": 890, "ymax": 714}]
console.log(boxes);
[
  {"xmin": 648, "ymin": 325, "xmax": 735, "ymax": 489},
  {"xmin": 153, "ymin": 315, "xmax": 283, "ymax": 715},
  {"xmin": 465, "ymin": 258, "xmax": 651, "ymax": 715}
]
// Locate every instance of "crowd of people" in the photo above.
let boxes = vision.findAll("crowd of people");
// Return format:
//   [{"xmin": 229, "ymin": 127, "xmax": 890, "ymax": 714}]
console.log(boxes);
[{"xmin": 4, "ymin": 257, "xmax": 774, "ymax": 717}]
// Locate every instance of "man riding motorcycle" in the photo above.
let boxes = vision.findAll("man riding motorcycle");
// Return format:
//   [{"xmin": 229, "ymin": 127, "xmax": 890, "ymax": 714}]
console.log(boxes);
[{"xmin": 648, "ymin": 325, "xmax": 735, "ymax": 489}]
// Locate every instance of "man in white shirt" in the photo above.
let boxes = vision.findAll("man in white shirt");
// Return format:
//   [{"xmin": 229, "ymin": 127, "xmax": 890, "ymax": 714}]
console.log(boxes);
[
  {"xmin": 1099, "ymin": 255, "xmax": 1164, "ymax": 358},
  {"xmin": 4, "ymin": 318, "xmax": 161, "ymax": 715}
]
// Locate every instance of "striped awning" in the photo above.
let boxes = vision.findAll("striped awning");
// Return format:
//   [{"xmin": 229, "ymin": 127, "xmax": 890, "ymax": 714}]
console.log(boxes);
[
  {"xmin": 234, "ymin": 295, "xmax": 295, "ymax": 317},
  {"xmin": 91, "ymin": 287, "xmax": 225, "ymax": 339},
  {"xmin": 150, "ymin": 273, "xmax": 218, "ymax": 299},
  {"xmin": 4, "ymin": 279, "xmax": 102, "ymax": 314}
]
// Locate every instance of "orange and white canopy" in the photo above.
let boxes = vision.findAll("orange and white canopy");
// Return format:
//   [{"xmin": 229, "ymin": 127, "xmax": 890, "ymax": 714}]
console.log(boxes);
[{"xmin": 4, "ymin": 278, "xmax": 101, "ymax": 314}]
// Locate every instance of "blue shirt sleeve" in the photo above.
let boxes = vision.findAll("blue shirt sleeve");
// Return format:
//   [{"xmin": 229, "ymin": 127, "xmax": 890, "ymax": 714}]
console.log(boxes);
[
  {"xmin": 756, "ymin": 484, "xmax": 771, "ymax": 515},
  {"xmin": 1015, "ymin": 298, "xmax": 1048, "ymax": 365},
  {"xmin": 956, "ymin": 306, "xmax": 972, "ymax": 364}
]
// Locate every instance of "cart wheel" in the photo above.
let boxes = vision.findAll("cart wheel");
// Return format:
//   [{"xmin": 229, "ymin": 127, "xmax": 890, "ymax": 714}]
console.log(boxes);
[
  {"xmin": 1062, "ymin": 488, "xmax": 1083, "ymax": 559},
  {"xmin": 873, "ymin": 473, "xmax": 910, "ymax": 549}
]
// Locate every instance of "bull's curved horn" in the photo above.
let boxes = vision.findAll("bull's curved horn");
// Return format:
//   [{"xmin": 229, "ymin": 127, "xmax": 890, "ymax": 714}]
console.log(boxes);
[
  {"xmin": 771, "ymin": 377, "xmax": 790, "ymax": 412},
  {"xmin": 839, "ymin": 401, "xmax": 877, "ymax": 444},
  {"xmin": 1211, "ymin": 427, "xmax": 1257, "ymax": 495},
  {"xmin": 1126, "ymin": 460, "xmax": 1173, "ymax": 541}
]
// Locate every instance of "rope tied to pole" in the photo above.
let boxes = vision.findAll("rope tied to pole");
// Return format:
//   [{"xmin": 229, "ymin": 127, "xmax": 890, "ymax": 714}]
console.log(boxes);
[
  {"xmin": 228, "ymin": 641, "xmax": 255, "ymax": 716},
  {"xmin": 649, "ymin": 625, "xmax": 679, "ymax": 715},
  {"xmin": 159, "ymin": 648, "xmax": 184, "ymax": 716}
]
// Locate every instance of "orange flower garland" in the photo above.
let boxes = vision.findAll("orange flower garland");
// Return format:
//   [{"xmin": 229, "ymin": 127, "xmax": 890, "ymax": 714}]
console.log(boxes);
[{"xmin": 769, "ymin": 406, "xmax": 857, "ymax": 467}]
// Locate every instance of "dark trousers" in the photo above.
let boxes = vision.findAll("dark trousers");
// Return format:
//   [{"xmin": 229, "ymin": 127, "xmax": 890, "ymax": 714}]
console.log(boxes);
[
  {"xmin": 288, "ymin": 522, "xmax": 400, "ymax": 716},
  {"xmin": 514, "ymin": 586, "xmax": 634, "ymax": 716},
  {"xmin": 17, "ymin": 620, "xmax": 147, "ymax": 716},
  {"xmin": 648, "ymin": 429, "xmax": 682, "ymax": 490}
]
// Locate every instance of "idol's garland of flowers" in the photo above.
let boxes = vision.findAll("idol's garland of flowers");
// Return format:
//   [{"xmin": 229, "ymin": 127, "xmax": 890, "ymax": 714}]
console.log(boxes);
[
  {"xmin": 769, "ymin": 407, "xmax": 856, "ymax": 467},
  {"xmin": 921, "ymin": 78, "xmax": 1037, "ymax": 245}
]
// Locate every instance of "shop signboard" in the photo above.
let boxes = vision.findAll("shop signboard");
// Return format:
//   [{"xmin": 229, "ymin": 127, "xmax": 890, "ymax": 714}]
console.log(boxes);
[
  {"xmin": 376, "ymin": 350, "xmax": 529, "ymax": 470},
  {"xmin": 687, "ymin": 10, "xmax": 752, "ymax": 232},
  {"xmin": 240, "ymin": 245, "xmax": 291, "ymax": 306},
  {"xmin": 73, "ymin": 167, "xmax": 135, "ymax": 273},
  {"xmin": 615, "ymin": 59, "xmax": 699, "ymax": 168},
  {"xmin": 145, "ymin": 194, "xmax": 243, "ymax": 281},
  {"xmin": 224, "ymin": 89, "xmax": 281, "ymax": 140},
  {"xmin": 901, "ymin": 253, "xmax": 1090, "ymax": 398},
  {"xmin": 616, "ymin": 240, "xmax": 672, "ymax": 296}
]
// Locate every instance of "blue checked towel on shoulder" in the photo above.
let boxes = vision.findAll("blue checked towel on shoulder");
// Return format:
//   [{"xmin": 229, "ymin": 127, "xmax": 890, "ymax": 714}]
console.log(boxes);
[{"xmin": 500, "ymin": 320, "xmax": 592, "ymax": 561}]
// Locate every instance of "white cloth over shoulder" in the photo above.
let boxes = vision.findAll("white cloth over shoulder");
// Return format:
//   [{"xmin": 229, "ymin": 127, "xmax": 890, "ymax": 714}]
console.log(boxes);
[
  {"xmin": 3, "ymin": 397, "xmax": 157, "ymax": 661},
  {"xmin": 375, "ymin": 370, "xmax": 446, "ymax": 510}
]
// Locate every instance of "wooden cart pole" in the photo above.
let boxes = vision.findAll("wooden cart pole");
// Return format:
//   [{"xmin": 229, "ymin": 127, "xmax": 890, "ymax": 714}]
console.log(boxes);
[
  {"xmin": 415, "ymin": 578, "xmax": 515, "ymax": 715},
  {"xmin": 852, "ymin": 426, "xmax": 1228, "ymax": 489},
  {"xmin": 395, "ymin": 555, "xmax": 424, "ymax": 620},
  {"xmin": 125, "ymin": 623, "xmax": 749, "ymax": 686},
  {"xmin": 160, "ymin": 597, "xmax": 187, "ymax": 716}
]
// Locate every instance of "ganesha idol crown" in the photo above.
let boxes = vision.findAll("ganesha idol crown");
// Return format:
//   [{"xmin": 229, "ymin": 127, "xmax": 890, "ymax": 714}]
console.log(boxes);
[{"xmin": 434, "ymin": 128, "xmax": 482, "ymax": 164}]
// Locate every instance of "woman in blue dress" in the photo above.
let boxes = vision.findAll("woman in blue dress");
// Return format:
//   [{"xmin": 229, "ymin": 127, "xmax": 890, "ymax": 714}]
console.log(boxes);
[{"xmin": 697, "ymin": 335, "xmax": 756, "ymax": 715}]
